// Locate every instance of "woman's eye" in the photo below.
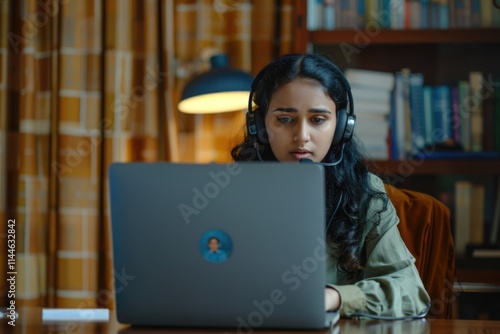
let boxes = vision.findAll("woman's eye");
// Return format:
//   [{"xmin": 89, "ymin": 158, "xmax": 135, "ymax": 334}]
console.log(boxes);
[
  {"xmin": 312, "ymin": 117, "xmax": 326, "ymax": 124},
  {"xmin": 277, "ymin": 116, "xmax": 293, "ymax": 124}
]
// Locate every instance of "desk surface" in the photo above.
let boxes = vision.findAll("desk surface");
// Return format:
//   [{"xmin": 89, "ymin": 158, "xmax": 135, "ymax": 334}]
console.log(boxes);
[{"xmin": 2, "ymin": 307, "xmax": 500, "ymax": 334}]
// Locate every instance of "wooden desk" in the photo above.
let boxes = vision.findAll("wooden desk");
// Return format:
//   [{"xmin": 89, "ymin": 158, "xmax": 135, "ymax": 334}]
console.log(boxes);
[{"xmin": 2, "ymin": 307, "xmax": 500, "ymax": 333}]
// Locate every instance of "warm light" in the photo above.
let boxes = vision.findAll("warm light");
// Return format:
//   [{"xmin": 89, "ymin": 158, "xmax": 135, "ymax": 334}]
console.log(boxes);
[
  {"xmin": 178, "ymin": 91, "xmax": 249, "ymax": 114},
  {"xmin": 178, "ymin": 54, "xmax": 253, "ymax": 114}
]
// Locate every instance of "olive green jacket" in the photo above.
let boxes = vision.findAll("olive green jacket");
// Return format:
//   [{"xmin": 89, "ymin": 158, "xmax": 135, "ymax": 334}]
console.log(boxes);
[{"xmin": 327, "ymin": 174, "xmax": 430, "ymax": 317}]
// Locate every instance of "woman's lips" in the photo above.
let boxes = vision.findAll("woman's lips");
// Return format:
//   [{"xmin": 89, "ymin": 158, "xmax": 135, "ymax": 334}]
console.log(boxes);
[{"xmin": 291, "ymin": 150, "xmax": 311, "ymax": 160}]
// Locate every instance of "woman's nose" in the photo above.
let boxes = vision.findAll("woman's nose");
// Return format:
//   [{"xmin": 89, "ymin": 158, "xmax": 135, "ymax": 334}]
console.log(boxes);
[{"xmin": 293, "ymin": 121, "xmax": 310, "ymax": 144}]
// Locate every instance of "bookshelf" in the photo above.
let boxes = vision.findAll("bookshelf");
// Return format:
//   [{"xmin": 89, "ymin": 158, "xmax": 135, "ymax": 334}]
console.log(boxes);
[
  {"xmin": 292, "ymin": 0, "xmax": 500, "ymax": 319},
  {"xmin": 308, "ymin": 28, "xmax": 500, "ymax": 44},
  {"xmin": 367, "ymin": 160, "xmax": 500, "ymax": 175}
]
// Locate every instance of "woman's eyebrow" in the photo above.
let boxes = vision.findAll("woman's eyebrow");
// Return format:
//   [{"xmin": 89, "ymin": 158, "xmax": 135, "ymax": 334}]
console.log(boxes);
[
  {"xmin": 271, "ymin": 107, "xmax": 297, "ymax": 113},
  {"xmin": 271, "ymin": 107, "xmax": 332, "ymax": 114}
]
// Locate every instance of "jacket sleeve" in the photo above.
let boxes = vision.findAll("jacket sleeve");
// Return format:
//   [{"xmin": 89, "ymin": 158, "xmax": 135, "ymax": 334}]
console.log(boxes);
[{"xmin": 328, "ymin": 175, "xmax": 431, "ymax": 317}]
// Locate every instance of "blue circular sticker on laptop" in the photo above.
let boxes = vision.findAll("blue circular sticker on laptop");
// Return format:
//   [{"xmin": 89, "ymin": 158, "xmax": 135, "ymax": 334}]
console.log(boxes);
[{"xmin": 200, "ymin": 230, "xmax": 232, "ymax": 263}]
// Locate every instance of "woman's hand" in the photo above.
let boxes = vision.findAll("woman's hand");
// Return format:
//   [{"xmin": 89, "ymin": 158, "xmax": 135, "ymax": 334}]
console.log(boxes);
[{"xmin": 325, "ymin": 287, "xmax": 341, "ymax": 311}]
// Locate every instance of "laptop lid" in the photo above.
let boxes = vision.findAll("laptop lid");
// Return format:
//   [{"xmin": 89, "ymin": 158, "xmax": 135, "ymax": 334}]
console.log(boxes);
[{"xmin": 109, "ymin": 162, "xmax": 334, "ymax": 329}]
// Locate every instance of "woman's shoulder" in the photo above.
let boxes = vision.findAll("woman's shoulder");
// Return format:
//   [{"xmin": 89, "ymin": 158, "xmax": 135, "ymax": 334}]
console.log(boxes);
[
  {"xmin": 364, "ymin": 173, "xmax": 389, "ymax": 211},
  {"xmin": 363, "ymin": 173, "xmax": 399, "ymax": 238},
  {"xmin": 367, "ymin": 172, "xmax": 387, "ymax": 193}
]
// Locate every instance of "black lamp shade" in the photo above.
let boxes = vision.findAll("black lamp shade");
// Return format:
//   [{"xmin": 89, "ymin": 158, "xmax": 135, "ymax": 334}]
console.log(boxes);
[{"xmin": 178, "ymin": 54, "xmax": 253, "ymax": 114}]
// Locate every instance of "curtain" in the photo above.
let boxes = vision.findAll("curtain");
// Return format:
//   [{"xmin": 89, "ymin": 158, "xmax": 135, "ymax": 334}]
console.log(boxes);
[
  {"xmin": 176, "ymin": 0, "xmax": 294, "ymax": 162},
  {"xmin": 0, "ymin": 0, "xmax": 293, "ymax": 309}
]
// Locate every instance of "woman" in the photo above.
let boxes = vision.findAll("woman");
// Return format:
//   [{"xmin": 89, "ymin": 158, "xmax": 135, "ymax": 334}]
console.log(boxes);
[{"xmin": 231, "ymin": 53, "xmax": 430, "ymax": 317}]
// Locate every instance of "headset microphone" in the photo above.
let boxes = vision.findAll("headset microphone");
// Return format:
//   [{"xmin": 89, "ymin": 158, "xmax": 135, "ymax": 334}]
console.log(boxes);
[{"xmin": 298, "ymin": 144, "xmax": 345, "ymax": 166}]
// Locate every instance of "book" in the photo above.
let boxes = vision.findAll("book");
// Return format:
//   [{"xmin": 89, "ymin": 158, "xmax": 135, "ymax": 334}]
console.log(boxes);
[
  {"xmin": 351, "ymin": 85, "xmax": 392, "ymax": 105},
  {"xmin": 355, "ymin": 115, "xmax": 390, "ymax": 132},
  {"xmin": 480, "ymin": 0, "xmax": 493, "ymax": 27},
  {"xmin": 432, "ymin": 85, "xmax": 451, "ymax": 144},
  {"xmin": 390, "ymin": 0, "xmax": 405, "ymax": 29},
  {"xmin": 356, "ymin": 0, "xmax": 365, "ymax": 27},
  {"xmin": 448, "ymin": 0, "xmax": 457, "ymax": 27},
  {"xmin": 469, "ymin": 184, "xmax": 485, "ymax": 244},
  {"xmin": 482, "ymin": 77, "xmax": 495, "ymax": 151},
  {"xmin": 429, "ymin": 0, "xmax": 441, "ymax": 28},
  {"xmin": 408, "ymin": 0, "xmax": 421, "ymax": 28},
  {"xmin": 490, "ymin": 178, "xmax": 500, "ymax": 244},
  {"xmin": 324, "ymin": 0, "xmax": 336, "ymax": 30},
  {"xmin": 493, "ymin": 3, "xmax": 500, "ymax": 27},
  {"xmin": 458, "ymin": 80, "xmax": 471, "ymax": 151},
  {"xmin": 391, "ymin": 71, "xmax": 407, "ymax": 159},
  {"xmin": 455, "ymin": 0, "xmax": 472, "ymax": 28},
  {"xmin": 345, "ymin": 68, "xmax": 395, "ymax": 91},
  {"xmin": 469, "ymin": 71, "xmax": 484, "ymax": 152},
  {"xmin": 455, "ymin": 180, "xmax": 472, "ymax": 256},
  {"xmin": 356, "ymin": 112, "xmax": 390, "ymax": 160},
  {"xmin": 493, "ymin": 75, "xmax": 500, "ymax": 151},
  {"xmin": 421, "ymin": 0, "xmax": 429, "ymax": 28},
  {"xmin": 401, "ymin": 68, "xmax": 412, "ymax": 157},
  {"xmin": 355, "ymin": 100, "xmax": 392, "ymax": 114},
  {"xmin": 409, "ymin": 72, "xmax": 425, "ymax": 153},
  {"xmin": 422, "ymin": 85, "xmax": 434, "ymax": 145},
  {"xmin": 450, "ymin": 86, "xmax": 460, "ymax": 145},
  {"xmin": 454, "ymin": 181, "xmax": 486, "ymax": 256},
  {"xmin": 437, "ymin": 0, "xmax": 449, "ymax": 28},
  {"xmin": 470, "ymin": 0, "xmax": 482, "ymax": 27},
  {"xmin": 377, "ymin": 0, "xmax": 392, "ymax": 28},
  {"xmin": 307, "ymin": 0, "xmax": 324, "ymax": 31}
]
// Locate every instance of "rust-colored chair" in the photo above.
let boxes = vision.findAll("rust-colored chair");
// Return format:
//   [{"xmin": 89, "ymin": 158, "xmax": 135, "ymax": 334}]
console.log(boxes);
[{"xmin": 384, "ymin": 184, "xmax": 456, "ymax": 319}]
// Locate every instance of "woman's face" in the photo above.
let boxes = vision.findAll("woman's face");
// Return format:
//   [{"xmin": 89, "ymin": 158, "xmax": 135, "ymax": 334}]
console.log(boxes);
[{"xmin": 264, "ymin": 79, "xmax": 337, "ymax": 163}]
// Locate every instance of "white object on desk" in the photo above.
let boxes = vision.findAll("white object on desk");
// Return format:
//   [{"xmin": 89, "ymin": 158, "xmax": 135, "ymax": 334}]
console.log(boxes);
[{"xmin": 42, "ymin": 308, "xmax": 109, "ymax": 322}]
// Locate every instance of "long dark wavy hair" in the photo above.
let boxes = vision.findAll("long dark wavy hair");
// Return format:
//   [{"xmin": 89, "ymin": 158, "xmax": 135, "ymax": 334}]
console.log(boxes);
[{"xmin": 231, "ymin": 53, "xmax": 388, "ymax": 275}]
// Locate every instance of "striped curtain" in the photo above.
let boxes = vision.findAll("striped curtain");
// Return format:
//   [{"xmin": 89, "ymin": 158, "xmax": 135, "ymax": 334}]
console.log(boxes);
[
  {"xmin": 176, "ymin": 0, "xmax": 294, "ymax": 162},
  {"xmin": 0, "ymin": 0, "xmax": 293, "ymax": 309}
]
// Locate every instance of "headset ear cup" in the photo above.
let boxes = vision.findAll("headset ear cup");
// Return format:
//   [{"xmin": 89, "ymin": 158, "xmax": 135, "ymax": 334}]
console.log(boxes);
[
  {"xmin": 333, "ymin": 108, "xmax": 348, "ymax": 146},
  {"xmin": 246, "ymin": 110, "xmax": 258, "ymax": 138},
  {"xmin": 246, "ymin": 108, "xmax": 267, "ymax": 142},
  {"xmin": 343, "ymin": 114, "xmax": 356, "ymax": 143},
  {"xmin": 254, "ymin": 108, "xmax": 267, "ymax": 143}
]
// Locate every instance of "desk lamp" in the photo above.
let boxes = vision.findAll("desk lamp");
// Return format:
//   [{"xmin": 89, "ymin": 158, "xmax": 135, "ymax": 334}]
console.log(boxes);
[{"xmin": 178, "ymin": 53, "xmax": 253, "ymax": 114}]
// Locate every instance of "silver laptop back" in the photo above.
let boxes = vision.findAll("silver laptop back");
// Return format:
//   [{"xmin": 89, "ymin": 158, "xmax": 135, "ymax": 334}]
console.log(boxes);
[{"xmin": 109, "ymin": 162, "xmax": 331, "ymax": 329}]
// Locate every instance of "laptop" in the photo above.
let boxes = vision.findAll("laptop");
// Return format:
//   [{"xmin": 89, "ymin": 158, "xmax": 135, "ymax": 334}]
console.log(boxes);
[{"xmin": 108, "ymin": 162, "xmax": 340, "ymax": 329}]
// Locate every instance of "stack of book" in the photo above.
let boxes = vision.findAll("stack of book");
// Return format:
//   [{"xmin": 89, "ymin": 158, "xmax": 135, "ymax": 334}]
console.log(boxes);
[
  {"xmin": 454, "ymin": 180, "xmax": 485, "ymax": 257},
  {"xmin": 391, "ymin": 71, "xmax": 500, "ymax": 160},
  {"xmin": 345, "ymin": 68, "xmax": 395, "ymax": 160},
  {"xmin": 454, "ymin": 178, "xmax": 500, "ymax": 258},
  {"xmin": 306, "ymin": 0, "xmax": 500, "ymax": 31}
]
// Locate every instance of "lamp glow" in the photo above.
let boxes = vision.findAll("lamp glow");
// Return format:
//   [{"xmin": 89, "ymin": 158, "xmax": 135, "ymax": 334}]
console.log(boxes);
[
  {"xmin": 178, "ymin": 54, "xmax": 253, "ymax": 114},
  {"xmin": 178, "ymin": 91, "xmax": 250, "ymax": 114}
]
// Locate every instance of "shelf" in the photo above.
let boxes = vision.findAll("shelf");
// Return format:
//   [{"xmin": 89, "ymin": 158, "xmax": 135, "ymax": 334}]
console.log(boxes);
[
  {"xmin": 455, "ymin": 258, "xmax": 500, "ymax": 286},
  {"xmin": 454, "ymin": 282, "xmax": 500, "ymax": 293},
  {"xmin": 366, "ymin": 160, "xmax": 500, "ymax": 175},
  {"xmin": 456, "ymin": 257, "xmax": 500, "ymax": 270},
  {"xmin": 309, "ymin": 28, "xmax": 500, "ymax": 44}
]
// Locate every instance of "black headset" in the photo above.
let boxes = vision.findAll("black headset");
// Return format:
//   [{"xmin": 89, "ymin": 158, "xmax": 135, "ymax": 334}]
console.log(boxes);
[{"xmin": 245, "ymin": 57, "xmax": 356, "ymax": 147}]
